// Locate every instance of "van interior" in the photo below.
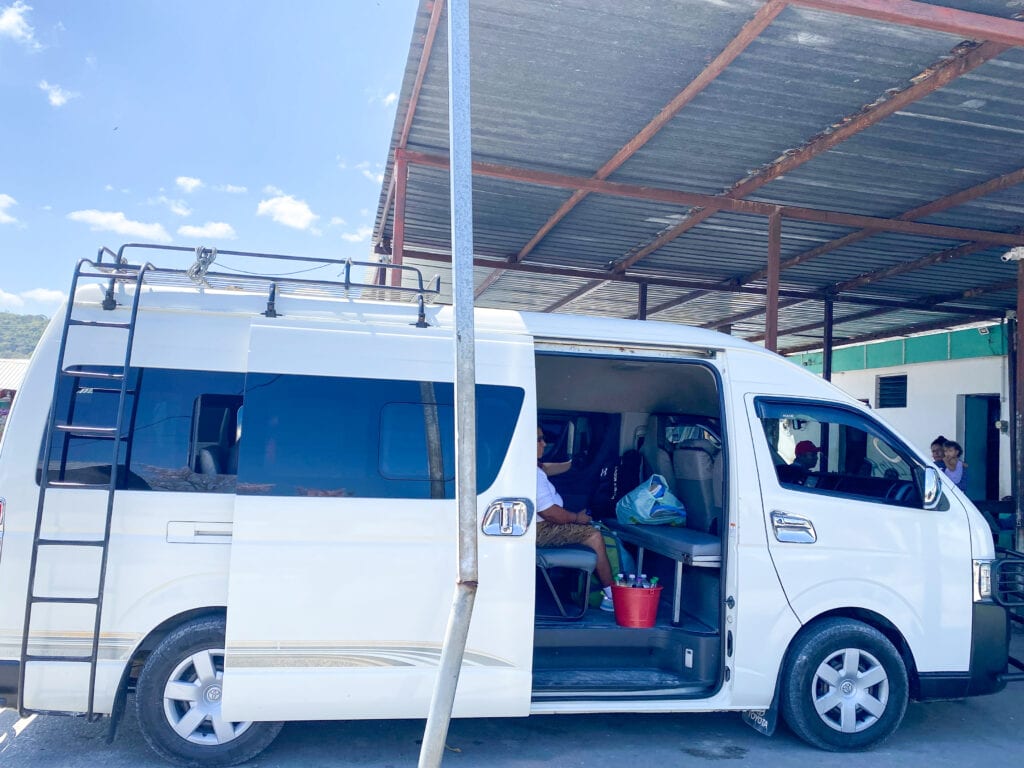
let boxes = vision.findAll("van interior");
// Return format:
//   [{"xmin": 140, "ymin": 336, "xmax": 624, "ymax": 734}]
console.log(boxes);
[{"xmin": 532, "ymin": 352, "xmax": 726, "ymax": 700}]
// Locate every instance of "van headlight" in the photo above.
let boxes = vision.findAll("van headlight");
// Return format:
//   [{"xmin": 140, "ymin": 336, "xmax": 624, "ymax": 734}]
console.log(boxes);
[{"xmin": 974, "ymin": 559, "xmax": 993, "ymax": 602}]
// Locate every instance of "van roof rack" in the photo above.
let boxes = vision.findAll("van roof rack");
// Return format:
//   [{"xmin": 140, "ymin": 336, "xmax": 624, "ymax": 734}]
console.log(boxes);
[{"xmin": 89, "ymin": 242, "xmax": 442, "ymax": 309}]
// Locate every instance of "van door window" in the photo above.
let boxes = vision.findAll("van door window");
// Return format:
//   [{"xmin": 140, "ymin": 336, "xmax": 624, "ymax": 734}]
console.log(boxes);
[
  {"xmin": 237, "ymin": 373, "xmax": 524, "ymax": 498},
  {"xmin": 755, "ymin": 399, "xmax": 923, "ymax": 507}
]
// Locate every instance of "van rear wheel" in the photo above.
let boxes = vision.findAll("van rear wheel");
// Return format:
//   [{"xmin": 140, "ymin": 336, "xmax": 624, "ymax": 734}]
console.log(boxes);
[
  {"xmin": 135, "ymin": 615, "xmax": 283, "ymax": 767},
  {"xmin": 781, "ymin": 618, "xmax": 908, "ymax": 751}
]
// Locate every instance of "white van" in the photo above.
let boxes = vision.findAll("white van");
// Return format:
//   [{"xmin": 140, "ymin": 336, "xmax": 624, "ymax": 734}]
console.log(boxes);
[{"xmin": 0, "ymin": 246, "xmax": 1018, "ymax": 766}]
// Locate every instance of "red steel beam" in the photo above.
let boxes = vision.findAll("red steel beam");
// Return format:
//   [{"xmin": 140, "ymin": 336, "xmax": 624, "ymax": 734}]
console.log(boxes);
[
  {"xmin": 515, "ymin": 0, "xmax": 785, "ymax": 265},
  {"xmin": 403, "ymin": 150, "xmax": 1024, "ymax": 246},
  {"xmin": 390, "ymin": 148, "xmax": 409, "ymax": 288},
  {"xmin": 790, "ymin": 0, "xmax": 1024, "ymax": 46},
  {"xmin": 377, "ymin": 0, "xmax": 446, "ymax": 249},
  {"xmin": 705, "ymin": 237, "xmax": 1009, "ymax": 331},
  {"xmin": 404, "ymin": 247, "xmax": 986, "ymax": 316},
  {"xmin": 613, "ymin": 37, "xmax": 1009, "ymax": 277},
  {"xmin": 650, "ymin": 162, "xmax": 1024, "ymax": 318},
  {"xmin": 750, "ymin": 278, "xmax": 1018, "ymax": 343},
  {"xmin": 474, "ymin": 0, "xmax": 787, "ymax": 297},
  {"xmin": 544, "ymin": 280, "xmax": 604, "ymax": 313}
]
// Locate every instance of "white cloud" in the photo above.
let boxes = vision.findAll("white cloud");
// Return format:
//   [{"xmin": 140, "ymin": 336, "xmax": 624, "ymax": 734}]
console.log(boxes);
[
  {"xmin": 103, "ymin": 184, "xmax": 114, "ymax": 192},
  {"xmin": 149, "ymin": 195, "xmax": 191, "ymax": 217},
  {"xmin": 354, "ymin": 161, "xmax": 384, "ymax": 184},
  {"xmin": 167, "ymin": 200, "xmax": 190, "ymax": 216},
  {"xmin": 67, "ymin": 209, "xmax": 171, "ymax": 242},
  {"xmin": 215, "ymin": 184, "xmax": 247, "ymax": 194},
  {"xmin": 367, "ymin": 90, "xmax": 399, "ymax": 108},
  {"xmin": 39, "ymin": 80, "xmax": 77, "ymax": 107},
  {"xmin": 22, "ymin": 287, "xmax": 65, "ymax": 304},
  {"xmin": 256, "ymin": 192, "xmax": 318, "ymax": 231},
  {"xmin": 340, "ymin": 226, "xmax": 373, "ymax": 243},
  {"xmin": 262, "ymin": 184, "xmax": 283, "ymax": 196},
  {"xmin": 0, "ymin": 287, "xmax": 65, "ymax": 311},
  {"xmin": 336, "ymin": 156, "xmax": 347, "ymax": 171},
  {"xmin": 0, "ymin": 289, "xmax": 24, "ymax": 309},
  {"xmin": 85, "ymin": 54, "xmax": 96, "ymax": 68},
  {"xmin": 0, "ymin": 193, "xmax": 17, "ymax": 224},
  {"xmin": 177, "ymin": 222, "xmax": 236, "ymax": 240},
  {"xmin": 175, "ymin": 176, "xmax": 203, "ymax": 193},
  {"xmin": 0, "ymin": 1, "xmax": 40, "ymax": 49},
  {"xmin": 328, "ymin": 216, "xmax": 346, "ymax": 227}
]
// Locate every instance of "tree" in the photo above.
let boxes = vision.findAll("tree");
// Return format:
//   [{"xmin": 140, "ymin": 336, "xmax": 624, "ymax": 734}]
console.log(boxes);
[{"xmin": 0, "ymin": 312, "xmax": 49, "ymax": 358}]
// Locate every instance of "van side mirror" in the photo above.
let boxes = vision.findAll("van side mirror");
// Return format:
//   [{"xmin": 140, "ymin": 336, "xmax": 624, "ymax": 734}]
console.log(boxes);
[{"xmin": 922, "ymin": 467, "xmax": 942, "ymax": 510}]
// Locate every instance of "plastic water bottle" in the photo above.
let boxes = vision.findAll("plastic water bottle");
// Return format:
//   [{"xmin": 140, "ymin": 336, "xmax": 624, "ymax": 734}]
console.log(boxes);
[
  {"xmin": 615, "ymin": 573, "xmax": 625, "ymax": 587},
  {"xmin": 639, "ymin": 573, "xmax": 650, "ymax": 588},
  {"xmin": 627, "ymin": 573, "xmax": 637, "ymax": 587}
]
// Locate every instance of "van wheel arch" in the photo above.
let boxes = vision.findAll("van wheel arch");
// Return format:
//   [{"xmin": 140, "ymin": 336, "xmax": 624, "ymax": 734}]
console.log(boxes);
[
  {"xmin": 123, "ymin": 608, "xmax": 229, "ymax": 690},
  {"xmin": 811, "ymin": 608, "xmax": 920, "ymax": 698}
]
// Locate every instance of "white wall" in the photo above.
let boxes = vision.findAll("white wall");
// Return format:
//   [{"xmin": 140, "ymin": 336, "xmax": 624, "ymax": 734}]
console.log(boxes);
[{"xmin": 830, "ymin": 356, "xmax": 1010, "ymax": 498}]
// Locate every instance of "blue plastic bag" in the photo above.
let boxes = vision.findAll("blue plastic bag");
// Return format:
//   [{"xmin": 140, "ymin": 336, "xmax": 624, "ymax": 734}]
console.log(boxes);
[{"xmin": 615, "ymin": 474, "xmax": 686, "ymax": 526}]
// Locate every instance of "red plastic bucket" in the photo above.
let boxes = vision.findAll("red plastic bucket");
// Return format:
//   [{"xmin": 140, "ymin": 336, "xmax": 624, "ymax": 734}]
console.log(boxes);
[{"xmin": 611, "ymin": 585, "xmax": 662, "ymax": 628}]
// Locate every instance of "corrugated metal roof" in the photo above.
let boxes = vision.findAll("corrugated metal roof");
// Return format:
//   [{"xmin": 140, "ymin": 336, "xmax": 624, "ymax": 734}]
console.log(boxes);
[{"xmin": 375, "ymin": 1, "xmax": 1024, "ymax": 353}]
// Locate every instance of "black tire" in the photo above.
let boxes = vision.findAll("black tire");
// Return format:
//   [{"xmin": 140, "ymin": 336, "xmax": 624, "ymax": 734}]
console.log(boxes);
[
  {"xmin": 780, "ymin": 618, "xmax": 909, "ymax": 751},
  {"xmin": 135, "ymin": 615, "xmax": 283, "ymax": 767}
]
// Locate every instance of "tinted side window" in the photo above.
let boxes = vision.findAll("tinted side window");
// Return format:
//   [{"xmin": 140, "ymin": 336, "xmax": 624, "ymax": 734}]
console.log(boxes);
[
  {"xmin": 130, "ymin": 370, "xmax": 243, "ymax": 491},
  {"xmin": 237, "ymin": 374, "xmax": 524, "ymax": 498},
  {"xmin": 40, "ymin": 367, "xmax": 244, "ymax": 492},
  {"xmin": 756, "ymin": 400, "xmax": 922, "ymax": 507}
]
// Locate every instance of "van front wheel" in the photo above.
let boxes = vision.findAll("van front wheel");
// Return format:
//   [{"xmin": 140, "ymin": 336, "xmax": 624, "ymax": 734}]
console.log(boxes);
[
  {"xmin": 135, "ymin": 615, "xmax": 283, "ymax": 767},
  {"xmin": 781, "ymin": 618, "xmax": 908, "ymax": 751}
]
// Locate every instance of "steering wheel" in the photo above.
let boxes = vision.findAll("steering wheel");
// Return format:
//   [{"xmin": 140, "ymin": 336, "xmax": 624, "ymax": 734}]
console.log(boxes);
[{"xmin": 885, "ymin": 481, "xmax": 914, "ymax": 505}]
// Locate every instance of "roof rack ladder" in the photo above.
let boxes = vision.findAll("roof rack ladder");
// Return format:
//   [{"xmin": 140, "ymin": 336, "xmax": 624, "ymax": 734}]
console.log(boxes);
[{"xmin": 18, "ymin": 259, "xmax": 150, "ymax": 720}]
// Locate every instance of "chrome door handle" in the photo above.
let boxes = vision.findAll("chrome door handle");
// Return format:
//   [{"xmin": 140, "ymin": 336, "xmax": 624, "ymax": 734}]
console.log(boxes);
[
  {"xmin": 481, "ymin": 498, "xmax": 533, "ymax": 536},
  {"xmin": 771, "ymin": 511, "xmax": 817, "ymax": 544}
]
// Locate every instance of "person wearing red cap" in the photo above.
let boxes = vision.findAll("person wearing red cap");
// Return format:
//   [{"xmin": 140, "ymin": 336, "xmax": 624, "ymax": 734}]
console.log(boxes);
[
  {"xmin": 793, "ymin": 440, "xmax": 820, "ymax": 471},
  {"xmin": 775, "ymin": 439, "xmax": 821, "ymax": 486}
]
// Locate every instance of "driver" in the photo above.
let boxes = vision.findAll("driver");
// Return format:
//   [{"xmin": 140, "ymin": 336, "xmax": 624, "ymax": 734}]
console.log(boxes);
[{"xmin": 776, "ymin": 440, "xmax": 820, "ymax": 486}]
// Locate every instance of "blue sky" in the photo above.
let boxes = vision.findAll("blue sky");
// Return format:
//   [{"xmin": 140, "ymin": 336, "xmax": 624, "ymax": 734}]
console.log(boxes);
[{"xmin": 0, "ymin": 0, "xmax": 417, "ymax": 315}]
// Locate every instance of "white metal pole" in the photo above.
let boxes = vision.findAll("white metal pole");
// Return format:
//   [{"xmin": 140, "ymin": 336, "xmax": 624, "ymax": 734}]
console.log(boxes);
[{"xmin": 419, "ymin": 0, "xmax": 477, "ymax": 765}]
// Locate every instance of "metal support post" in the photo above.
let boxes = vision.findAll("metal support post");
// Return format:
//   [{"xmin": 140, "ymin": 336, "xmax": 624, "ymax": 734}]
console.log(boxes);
[
  {"xmin": 823, "ymin": 296, "xmax": 834, "ymax": 381},
  {"xmin": 1016, "ymin": 262, "xmax": 1024, "ymax": 548},
  {"xmin": 638, "ymin": 281, "xmax": 648, "ymax": 320},
  {"xmin": 765, "ymin": 209, "xmax": 781, "ymax": 352},
  {"xmin": 420, "ymin": 1, "xmax": 477, "ymax": 766}
]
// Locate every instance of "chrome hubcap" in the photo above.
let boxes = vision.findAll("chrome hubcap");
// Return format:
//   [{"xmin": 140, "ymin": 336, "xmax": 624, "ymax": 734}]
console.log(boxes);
[
  {"xmin": 162, "ymin": 648, "xmax": 252, "ymax": 745},
  {"xmin": 812, "ymin": 647, "xmax": 889, "ymax": 733}
]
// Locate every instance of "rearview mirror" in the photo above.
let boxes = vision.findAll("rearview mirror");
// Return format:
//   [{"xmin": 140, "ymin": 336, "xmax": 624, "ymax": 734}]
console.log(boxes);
[{"xmin": 923, "ymin": 466, "xmax": 942, "ymax": 510}]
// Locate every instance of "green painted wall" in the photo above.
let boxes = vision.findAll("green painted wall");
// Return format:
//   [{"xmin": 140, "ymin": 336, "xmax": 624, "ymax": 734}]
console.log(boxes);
[{"xmin": 790, "ymin": 323, "xmax": 1007, "ymax": 375}]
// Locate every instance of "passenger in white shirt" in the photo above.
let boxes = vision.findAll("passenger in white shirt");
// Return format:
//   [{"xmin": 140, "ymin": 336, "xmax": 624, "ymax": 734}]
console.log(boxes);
[{"xmin": 536, "ymin": 428, "xmax": 615, "ymax": 612}]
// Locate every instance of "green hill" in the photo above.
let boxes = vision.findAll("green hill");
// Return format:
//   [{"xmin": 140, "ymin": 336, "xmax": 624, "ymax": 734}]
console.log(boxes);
[{"xmin": 0, "ymin": 312, "xmax": 50, "ymax": 358}]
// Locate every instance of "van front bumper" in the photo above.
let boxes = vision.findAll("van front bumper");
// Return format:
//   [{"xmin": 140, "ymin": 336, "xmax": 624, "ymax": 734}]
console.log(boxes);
[
  {"xmin": 917, "ymin": 603, "xmax": 1009, "ymax": 700},
  {"xmin": 0, "ymin": 659, "xmax": 18, "ymax": 709}
]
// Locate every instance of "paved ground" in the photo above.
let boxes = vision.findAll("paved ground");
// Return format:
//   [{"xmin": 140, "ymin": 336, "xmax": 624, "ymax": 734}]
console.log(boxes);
[{"xmin": 3, "ymin": 626, "xmax": 1022, "ymax": 767}]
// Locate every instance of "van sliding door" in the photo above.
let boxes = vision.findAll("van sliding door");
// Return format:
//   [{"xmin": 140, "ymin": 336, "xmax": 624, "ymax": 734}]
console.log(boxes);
[{"xmin": 221, "ymin": 321, "xmax": 537, "ymax": 722}]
